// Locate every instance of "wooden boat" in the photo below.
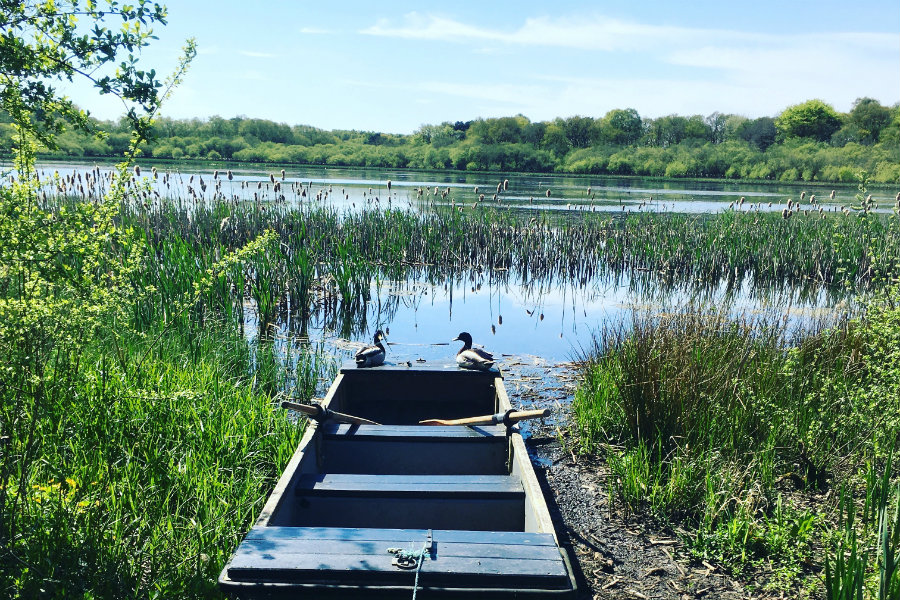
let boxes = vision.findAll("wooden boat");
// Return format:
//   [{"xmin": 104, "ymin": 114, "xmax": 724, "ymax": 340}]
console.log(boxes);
[{"xmin": 218, "ymin": 362, "xmax": 577, "ymax": 598}]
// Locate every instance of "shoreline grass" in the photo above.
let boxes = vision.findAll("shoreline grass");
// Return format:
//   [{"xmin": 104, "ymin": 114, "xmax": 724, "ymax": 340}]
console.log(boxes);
[
  {"xmin": 571, "ymin": 294, "xmax": 900, "ymax": 596},
  {"xmin": 0, "ymin": 319, "xmax": 324, "ymax": 598}
]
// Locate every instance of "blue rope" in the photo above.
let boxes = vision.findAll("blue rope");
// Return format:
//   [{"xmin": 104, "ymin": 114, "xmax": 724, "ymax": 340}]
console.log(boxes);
[
  {"xmin": 411, "ymin": 542, "xmax": 427, "ymax": 600},
  {"xmin": 388, "ymin": 541, "xmax": 430, "ymax": 600}
]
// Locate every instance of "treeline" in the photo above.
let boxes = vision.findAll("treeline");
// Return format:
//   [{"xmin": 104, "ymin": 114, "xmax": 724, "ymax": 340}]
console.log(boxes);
[{"xmin": 2, "ymin": 98, "xmax": 898, "ymax": 183}]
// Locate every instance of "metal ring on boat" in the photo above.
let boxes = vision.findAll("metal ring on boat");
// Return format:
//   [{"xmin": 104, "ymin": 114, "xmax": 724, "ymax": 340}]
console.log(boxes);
[{"xmin": 392, "ymin": 554, "xmax": 419, "ymax": 570}]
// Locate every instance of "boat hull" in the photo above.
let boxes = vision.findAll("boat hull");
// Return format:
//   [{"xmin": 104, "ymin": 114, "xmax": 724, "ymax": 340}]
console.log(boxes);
[{"xmin": 219, "ymin": 362, "xmax": 576, "ymax": 598}]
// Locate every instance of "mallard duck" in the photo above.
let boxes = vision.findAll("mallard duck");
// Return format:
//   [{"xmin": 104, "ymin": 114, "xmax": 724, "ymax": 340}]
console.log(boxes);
[
  {"xmin": 453, "ymin": 332, "xmax": 494, "ymax": 371},
  {"xmin": 355, "ymin": 330, "xmax": 387, "ymax": 367}
]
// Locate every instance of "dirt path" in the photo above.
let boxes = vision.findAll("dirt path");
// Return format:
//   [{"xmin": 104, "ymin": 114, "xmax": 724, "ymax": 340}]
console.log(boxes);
[{"xmin": 502, "ymin": 358, "xmax": 755, "ymax": 600}]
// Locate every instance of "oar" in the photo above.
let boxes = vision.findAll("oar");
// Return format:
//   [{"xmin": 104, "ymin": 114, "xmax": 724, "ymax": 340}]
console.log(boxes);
[
  {"xmin": 281, "ymin": 401, "xmax": 381, "ymax": 425},
  {"xmin": 419, "ymin": 408, "xmax": 550, "ymax": 427}
]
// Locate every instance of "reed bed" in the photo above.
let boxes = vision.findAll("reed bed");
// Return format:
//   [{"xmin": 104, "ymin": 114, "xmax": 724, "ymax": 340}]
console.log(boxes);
[
  {"xmin": 120, "ymin": 198, "xmax": 900, "ymax": 332},
  {"xmin": 572, "ymin": 295, "xmax": 900, "ymax": 594}
]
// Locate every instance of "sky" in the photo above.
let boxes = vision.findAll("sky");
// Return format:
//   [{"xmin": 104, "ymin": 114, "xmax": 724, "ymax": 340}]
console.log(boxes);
[{"xmin": 59, "ymin": 0, "xmax": 900, "ymax": 134}]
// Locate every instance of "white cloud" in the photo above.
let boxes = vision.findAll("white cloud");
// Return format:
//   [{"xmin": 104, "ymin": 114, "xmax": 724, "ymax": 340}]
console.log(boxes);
[
  {"xmin": 300, "ymin": 27, "xmax": 332, "ymax": 35},
  {"xmin": 361, "ymin": 12, "xmax": 736, "ymax": 51},
  {"xmin": 359, "ymin": 12, "xmax": 898, "ymax": 117}
]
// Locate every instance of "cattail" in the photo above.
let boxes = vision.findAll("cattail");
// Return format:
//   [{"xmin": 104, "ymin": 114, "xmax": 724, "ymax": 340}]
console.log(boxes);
[
  {"xmin": 479, "ymin": 194, "xmax": 485, "ymax": 202},
  {"xmin": 213, "ymin": 169, "xmax": 219, "ymax": 179},
  {"xmin": 281, "ymin": 169, "xmax": 285, "ymax": 180},
  {"xmin": 503, "ymin": 179, "xmax": 509, "ymax": 191},
  {"xmin": 587, "ymin": 186, "xmax": 592, "ymax": 195},
  {"xmin": 133, "ymin": 165, "xmax": 141, "ymax": 177},
  {"xmin": 810, "ymin": 194, "xmax": 816, "ymax": 203},
  {"xmin": 387, "ymin": 180, "xmax": 392, "ymax": 191},
  {"xmin": 800, "ymin": 191, "xmax": 806, "ymax": 201},
  {"xmin": 781, "ymin": 208, "xmax": 790, "ymax": 219},
  {"xmin": 831, "ymin": 190, "xmax": 836, "ymax": 200},
  {"xmin": 227, "ymin": 170, "xmax": 233, "ymax": 181},
  {"xmin": 269, "ymin": 174, "xmax": 275, "ymax": 184},
  {"xmin": 546, "ymin": 189, "xmax": 551, "ymax": 198},
  {"xmin": 474, "ymin": 186, "xmax": 479, "ymax": 194}
]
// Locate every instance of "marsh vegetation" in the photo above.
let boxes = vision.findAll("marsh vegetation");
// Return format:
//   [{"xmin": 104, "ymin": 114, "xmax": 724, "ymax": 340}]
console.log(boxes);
[{"xmin": 1, "ymin": 5, "xmax": 897, "ymax": 596}]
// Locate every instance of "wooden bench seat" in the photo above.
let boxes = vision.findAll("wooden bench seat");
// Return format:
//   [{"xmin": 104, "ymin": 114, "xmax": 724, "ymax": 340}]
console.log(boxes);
[
  {"xmin": 319, "ymin": 424, "xmax": 510, "ymax": 475},
  {"xmin": 225, "ymin": 526, "xmax": 572, "ymax": 591},
  {"xmin": 289, "ymin": 474, "xmax": 525, "ymax": 531}
]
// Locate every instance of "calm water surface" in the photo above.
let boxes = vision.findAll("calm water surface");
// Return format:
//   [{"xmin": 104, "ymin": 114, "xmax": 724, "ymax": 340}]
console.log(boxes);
[{"xmin": 24, "ymin": 161, "xmax": 862, "ymax": 377}]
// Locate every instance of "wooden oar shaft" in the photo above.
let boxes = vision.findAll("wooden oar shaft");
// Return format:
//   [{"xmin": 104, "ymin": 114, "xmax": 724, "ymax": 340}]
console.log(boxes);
[
  {"xmin": 280, "ymin": 401, "xmax": 380, "ymax": 425},
  {"xmin": 419, "ymin": 408, "xmax": 550, "ymax": 427}
]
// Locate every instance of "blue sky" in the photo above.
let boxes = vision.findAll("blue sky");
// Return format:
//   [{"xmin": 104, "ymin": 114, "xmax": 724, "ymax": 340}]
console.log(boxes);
[{"xmin": 61, "ymin": 0, "xmax": 899, "ymax": 133}]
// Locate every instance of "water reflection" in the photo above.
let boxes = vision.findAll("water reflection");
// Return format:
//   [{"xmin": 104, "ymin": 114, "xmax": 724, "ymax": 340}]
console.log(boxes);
[
  {"xmin": 13, "ymin": 160, "xmax": 896, "ymax": 215},
  {"xmin": 248, "ymin": 268, "xmax": 852, "ymax": 375}
]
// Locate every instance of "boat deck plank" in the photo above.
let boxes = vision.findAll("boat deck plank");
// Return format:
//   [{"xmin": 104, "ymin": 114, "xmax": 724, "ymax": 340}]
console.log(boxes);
[
  {"xmin": 295, "ymin": 474, "xmax": 522, "ymax": 498},
  {"xmin": 244, "ymin": 526, "xmax": 558, "ymax": 546}
]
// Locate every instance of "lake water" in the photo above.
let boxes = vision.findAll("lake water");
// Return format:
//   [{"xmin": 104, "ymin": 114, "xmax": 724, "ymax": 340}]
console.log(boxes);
[
  {"xmin": 22, "ymin": 160, "xmax": 863, "ymax": 379},
  {"xmin": 18, "ymin": 160, "xmax": 896, "ymax": 215}
]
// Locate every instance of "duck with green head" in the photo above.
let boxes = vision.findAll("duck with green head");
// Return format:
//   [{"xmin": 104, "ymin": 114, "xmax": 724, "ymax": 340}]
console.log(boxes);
[
  {"xmin": 452, "ymin": 332, "xmax": 494, "ymax": 371},
  {"xmin": 355, "ymin": 330, "xmax": 387, "ymax": 367}
]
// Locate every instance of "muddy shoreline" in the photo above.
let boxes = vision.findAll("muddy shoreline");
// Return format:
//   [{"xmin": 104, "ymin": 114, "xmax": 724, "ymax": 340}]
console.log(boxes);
[{"xmin": 503, "ymin": 358, "xmax": 756, "ymax": 600}]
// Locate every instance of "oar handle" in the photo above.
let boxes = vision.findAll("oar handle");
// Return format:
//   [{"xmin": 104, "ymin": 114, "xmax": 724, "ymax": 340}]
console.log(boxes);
[
  {"xmin": 419, "ymin": 408, "xmax": 550, "ymax": 427},
  {"xmin": 281, "ymin": 401, "xmax": 380, "ymax": 425}
]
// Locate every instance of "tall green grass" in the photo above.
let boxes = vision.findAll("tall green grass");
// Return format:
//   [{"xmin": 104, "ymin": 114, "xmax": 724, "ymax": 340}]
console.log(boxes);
[
  {"xmin": 0, "ymin": 320, "xmax": 321, "ymax": 598},
  {"xmin": 572, "ymin": 294, "xmax": 900, "ymax": 594},
  {"xmin": 122, "ymin": 199, "xmax": 900, "ymax": 331}
]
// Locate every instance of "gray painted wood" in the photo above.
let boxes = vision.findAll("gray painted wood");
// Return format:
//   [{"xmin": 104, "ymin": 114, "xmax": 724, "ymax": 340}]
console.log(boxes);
[
  {"xmin": 235, "ymin": 538, "xmax": 562, "ymax": 560},
  {"xmin": 219, "ymin": 364, "xmax": 576, "ymax": 598},
  {"xmin": 227, "ymin": 553, "xmax": 570, "ymax": 587},
  {"xmin": 244, "ymin": 526, "xmax": 559, "ymax": 546},
  {"xmin": 295, "ymin": 474, "xmax": 522, "ymax": 497}
]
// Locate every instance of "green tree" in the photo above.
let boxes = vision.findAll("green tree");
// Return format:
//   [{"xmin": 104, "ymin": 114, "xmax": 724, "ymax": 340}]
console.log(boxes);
[
  {"xmin": 0, "ymin": 2, "xmax": 194, "ymax": 571},
  {"xmin": 847, "ymin": 97, "xmax": 892, "ymax": 145},
  {"xmin": 723, "ymin": 115, "xmax": 748, "ymax": 141},
  {"xmin": 599, "ymin": 108, "xmax": 642, "ymax": 145},
  {"xmin": 562, "ymin": 115, "xmax": 598, "ymax": 148},
  {"xmin": 775, "ymin": 99, "xmax": 842, "ymax": 142},
  {"xmin": 737, "ymin": 117, "xmax": 777, "ymax": 151},
  {"xmin": 541, "ymin": 118, "xmax": 570, "ymax": 156},
  {"xmin": 705, "ymin": 112, "xmax": 728, "ymax": 144},
  {"xmin": 1, "ymin": 1, "xmax": 169, "ymax": 147},
  {"xmin": 468, "ymin": 116, "xmax": 527, "ymax": 145}
]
